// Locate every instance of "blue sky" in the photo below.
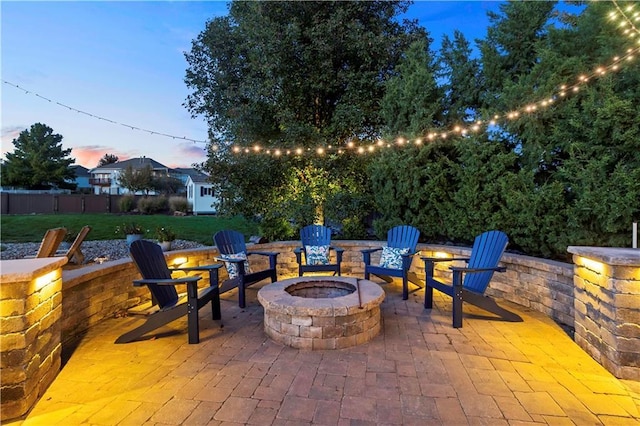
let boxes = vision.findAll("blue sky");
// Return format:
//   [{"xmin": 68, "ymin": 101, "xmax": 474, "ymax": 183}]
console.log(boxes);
[{"xmin": 2, "ymin": 1, "xmax": 510, "ymax": 169}]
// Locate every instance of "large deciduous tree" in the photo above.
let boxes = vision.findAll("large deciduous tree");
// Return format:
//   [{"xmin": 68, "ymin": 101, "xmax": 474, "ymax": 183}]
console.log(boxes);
[
  {"xmin": 117, "ymin": 165, "xmax": 154, "ymax": 195},
  {"xmin": 184, "ymin": 0, "xmax": 424, "ymax": 238},
  {"xmin": 1, "ymin": 123, "xmax": 76, "ymax": 190}
]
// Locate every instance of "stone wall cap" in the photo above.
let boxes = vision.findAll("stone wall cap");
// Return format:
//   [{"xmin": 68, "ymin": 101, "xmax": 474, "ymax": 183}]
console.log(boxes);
[
  {"xmin": 0, "ymin": 257, "xmax": 67, "ymax": 283},
  {"xmin": 567, "ymin": 246, "xmax": 640, "ymax": 266}
]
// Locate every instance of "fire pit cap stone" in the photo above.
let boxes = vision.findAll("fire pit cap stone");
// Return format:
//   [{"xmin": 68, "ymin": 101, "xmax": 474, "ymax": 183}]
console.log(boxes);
[{"xmin": 258, "ymin": 276, "xmax": 384, "ymax": 317}]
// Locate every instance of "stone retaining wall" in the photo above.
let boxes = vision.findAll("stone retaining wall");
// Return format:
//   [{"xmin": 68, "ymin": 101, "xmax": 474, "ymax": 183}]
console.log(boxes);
[{"xmin": 58, "ymin": 240, "xmax": 576, "ymax": 346}]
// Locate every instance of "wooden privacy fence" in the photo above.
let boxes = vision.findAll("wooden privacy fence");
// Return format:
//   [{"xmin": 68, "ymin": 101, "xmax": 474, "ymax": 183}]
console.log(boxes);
[{"xmin": 0, "ymin": 193, "xmax": 137, "ymax": 214}]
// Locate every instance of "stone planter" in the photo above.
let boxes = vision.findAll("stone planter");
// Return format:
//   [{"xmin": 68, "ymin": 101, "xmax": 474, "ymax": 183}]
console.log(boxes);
[{"xmin": 159, "ymin": 241, "xmax": 172, "ymax": 252}]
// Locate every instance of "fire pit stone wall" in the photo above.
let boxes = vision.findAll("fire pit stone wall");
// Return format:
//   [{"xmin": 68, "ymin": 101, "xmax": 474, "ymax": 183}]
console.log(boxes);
[{"xmin": 258, "ymin": 277, "xmax": 385, "ymax": 350}]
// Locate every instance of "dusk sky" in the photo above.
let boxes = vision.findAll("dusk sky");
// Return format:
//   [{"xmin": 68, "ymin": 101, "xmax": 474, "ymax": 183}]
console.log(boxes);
[{"xmin": 1, "ymin": 1, "xmax": 565, "ymax": 169}]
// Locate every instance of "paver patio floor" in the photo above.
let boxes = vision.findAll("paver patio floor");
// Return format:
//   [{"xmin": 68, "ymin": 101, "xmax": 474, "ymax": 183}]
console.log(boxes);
[{"xmin": 9, "ymin": 277, "xmax": 640, "ymax": 425}]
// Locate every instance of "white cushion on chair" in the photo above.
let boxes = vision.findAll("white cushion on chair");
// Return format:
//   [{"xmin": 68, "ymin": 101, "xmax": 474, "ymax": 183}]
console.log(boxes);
[
  {"xmin": 220, "ymin": 252, "xmax": 252, "ymax": 279},
  {"xmin": 305, "ymin": 245, "xmax": 330, "ymax": 265},
  {"xmin": 379, "ymin": 246, "xmax": 410, "ymax": 269}
]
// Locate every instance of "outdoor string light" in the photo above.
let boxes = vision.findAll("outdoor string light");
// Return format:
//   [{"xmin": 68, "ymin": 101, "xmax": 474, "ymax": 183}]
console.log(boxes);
[{"xmin": 4, "ymin": 2, "xmax": 638, "ymax": 156}]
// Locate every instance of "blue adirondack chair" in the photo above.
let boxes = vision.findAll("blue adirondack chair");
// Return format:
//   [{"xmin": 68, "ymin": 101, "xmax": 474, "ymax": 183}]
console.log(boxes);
[
  {"xmin": 116, "ymin": 239, "xmax": 223, "ymax": 344},
  {"xmin": 422, "ymin": 230, "xmax": 521, "ymax": 328},
  {"xmin": 294, "ymin": 225, "xmax": 344, "ymax": 276},
  {"xmin": 362, "ymin": 225, "xmax": 422, "ymax": 300},
  {"xmin": 214, "ymin": 230, "xmax": 279, "ymax": 308}
]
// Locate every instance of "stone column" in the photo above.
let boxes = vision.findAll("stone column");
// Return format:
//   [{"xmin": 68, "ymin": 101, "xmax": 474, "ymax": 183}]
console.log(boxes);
[
  {"xmin": 1, "ymin": 258, "xmax": 66, "ymax": 421},
  {"xmin": 567, "ymin": 247, "xmax": 640, "ymax": 380}
]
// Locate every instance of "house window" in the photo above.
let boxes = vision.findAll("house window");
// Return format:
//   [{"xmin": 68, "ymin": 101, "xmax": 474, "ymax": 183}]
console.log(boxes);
[{"xmin": 200, "ymin": 186, "xmax": 213, "ymax": 197}]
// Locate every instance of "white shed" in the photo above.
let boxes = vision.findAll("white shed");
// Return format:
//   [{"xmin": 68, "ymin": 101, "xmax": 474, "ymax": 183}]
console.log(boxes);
[{"xmin": 186, "ymin": 174, "xmax": 218, "ymax": 215}]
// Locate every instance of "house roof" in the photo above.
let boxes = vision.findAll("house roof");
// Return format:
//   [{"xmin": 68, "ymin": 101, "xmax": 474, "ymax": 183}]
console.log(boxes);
[
  {"xmin": 70, "ymin": 165, "xmax": 90, "ymax": 178},
  {"xmin": 186, "ymin": 173, "xmax": 211, "ymax": 184},
  {"xmin": 174, "ymin": 168, "xmax": 208, "ymax": 178},
  {"xmin": 90, "ymin": 157, "xmax": 169, "ymax": 173}
]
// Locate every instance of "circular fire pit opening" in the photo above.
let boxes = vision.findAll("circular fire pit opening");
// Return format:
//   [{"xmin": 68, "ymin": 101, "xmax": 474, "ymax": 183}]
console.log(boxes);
[
  {"xmin": 285, "ymin": 280, "xmax": 355, "ymax": 298},
  {"xmin": 258, "ymin": 276, "xmax": 385, "ymax": 350}
]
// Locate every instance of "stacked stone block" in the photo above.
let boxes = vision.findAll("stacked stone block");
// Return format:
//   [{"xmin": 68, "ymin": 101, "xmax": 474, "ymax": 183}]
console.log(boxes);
[
  {"xmin": 569, "ymin": 247, "xmax": 640, "ymax": 380},
  {"xmin": 0, "ymin": 258, "xmax": 65, "ymax": 421}
]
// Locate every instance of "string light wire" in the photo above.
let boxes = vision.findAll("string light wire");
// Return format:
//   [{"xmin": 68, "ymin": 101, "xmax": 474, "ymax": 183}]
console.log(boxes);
[
  {"xmin": 4, "ymin": 3, "xmax": 638, "ymax": 156},
  {"xmin": 2, "ymin": 80, "xmax": 208, "ymax": 144}
]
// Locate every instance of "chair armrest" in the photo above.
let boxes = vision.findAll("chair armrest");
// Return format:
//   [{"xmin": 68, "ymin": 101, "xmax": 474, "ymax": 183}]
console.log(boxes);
[
  {"xmin": 361, "ymin": 247, "xmax": 382, "ymax": 266},
  {"xmin": 421, "ymin": 256, "xmax": 469, "ymax": 263},
  {"xmin": 331, "ymin": 246, "xmax": 344, "ymax": 253},
  {"xmin": 172, "ymin": 264, "xmax": 221, "ymax": 288},
  {"xmin": 449, "ymin": 266, "xmax": 506, "ymax": 273},
  {"xmin": 401, "ymin": 250, "xmax": 420, "ymax": 258},
  {"xmin": 133, "ymin": 276, "xmax": 201, "ymax": 287},
  {"xmin": 172, "ymin": 264, "xmax": 222, "ymax": 272},
  {"xmin": 423, "ymin": 256, "xmax": 470, "ymax": 280},
  {"xmin": 448, "ymin": 266, "xmax": 506, "ymax": 289},
  {"xmin": 361, "ymin": 247, "xmax": 383, "ymax": 254},
  {"xmin": 248, "ymin": 251, "xmax": 279, "ymax": 258},
  {"xmin": 214, "ymin": 256, "xmax": 242, "ymax": 263},
  {"xmin": 293, "ymin": 247, "xmax": 303, "ymax": 254}
]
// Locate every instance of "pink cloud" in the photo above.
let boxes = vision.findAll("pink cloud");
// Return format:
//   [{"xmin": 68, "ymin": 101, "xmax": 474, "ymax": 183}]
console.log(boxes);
[
  {"xmin": 71, "ymin": 145, "xmax": 135, "ymax": 169},
  {"xmin": 1, "ymin": 126, "xmax": 26, "ymax": 158},
  {"xmin": 164, "ymin": 142, "xmax": 207, "ymax": 168}
]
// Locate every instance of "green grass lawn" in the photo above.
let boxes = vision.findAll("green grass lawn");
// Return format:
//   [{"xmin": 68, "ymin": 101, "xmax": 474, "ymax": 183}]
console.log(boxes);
[{"xmin": 0, "ymin": 214, "xmax": 260, "ymax": 245}]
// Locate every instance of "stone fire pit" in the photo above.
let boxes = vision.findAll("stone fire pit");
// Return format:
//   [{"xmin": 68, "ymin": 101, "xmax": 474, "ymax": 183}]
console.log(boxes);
[{"xmin": 257, "ymin": 276, "xmax": 385, "ymax": 350}]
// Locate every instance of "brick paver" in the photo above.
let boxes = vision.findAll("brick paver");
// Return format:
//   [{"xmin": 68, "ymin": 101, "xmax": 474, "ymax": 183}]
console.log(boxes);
[{"xmin": 8, "ymin": 278, "xmax": 640, "ymax": 425}]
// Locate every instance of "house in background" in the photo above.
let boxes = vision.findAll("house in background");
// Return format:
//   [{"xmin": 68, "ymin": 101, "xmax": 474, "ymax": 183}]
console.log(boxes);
[
  {"xmin": 89, "ymin": 157, "xmax": 184, "ymax": 195},
  {"xmin": 186, "ymin": 173, "xmax": 219, "ymax": 215},
  {"xmin": 69, "ymin": 165, "xmax": 92, "ymax": 193}
]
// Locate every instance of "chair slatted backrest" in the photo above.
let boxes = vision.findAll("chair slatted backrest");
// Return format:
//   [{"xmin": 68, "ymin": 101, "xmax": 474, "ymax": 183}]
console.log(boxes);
[
  {"xmin": 214, "ymin": 230, "xmax": 247, "ymax": 255},
  {"xmin": 300, "ymin": 225, "xmax": 332, "ymax": 248},
  {"xmin": 464, "ymin": 230, "xmax": 509, "ymax": 294},
  {"xmin": 387, "ymin": 225, "xmax": 420, "ymax": 252},
  {"xmin": 64, "ymin": 225, "xmax": 91, "ymax": 261},
  {"xmin": 36, "ymin": 227, "xmax": 67, "ymax": 258},
  {"xmin": 129, "ymin": 240, "xmax": 179, "ymax": 309}
]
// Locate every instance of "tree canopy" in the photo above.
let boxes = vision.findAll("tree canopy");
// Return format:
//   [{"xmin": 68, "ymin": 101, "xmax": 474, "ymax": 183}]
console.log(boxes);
[
  {"xmin": 370, "ymin": 1, "xmax": 639, "ymax": 259},
  {"xmin": 184, "ymin": 1, "xmax": 640, "ymax": 259},
  {"xmin": 98, "ymin": 153, "xmax": 119, "ymax": 167},
  {"xmin": 1, "ymin": 123, "xmax": 76, "ymax": 190},
  {"xmin": 117, "ymin": 165, "xmax": 155, "ymax": 195},
  {"xmin": 185, "ymin": 0, "xmax": 425, "ymax": 239}
]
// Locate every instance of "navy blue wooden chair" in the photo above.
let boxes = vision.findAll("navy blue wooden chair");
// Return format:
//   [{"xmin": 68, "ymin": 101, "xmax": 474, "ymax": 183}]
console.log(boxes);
[
  {"xmin": 214, "ymin": 229, "xmax": 279, "ymax": 308},
  {"xmin": 362, "ymin": 225, "xmax": 421, "ymax": 300},
  {"xmin": 116, "ymin": 239, "xmax": 222, "ymax": 344},
  {"xmin": 294, "ymin": 225, "xmax": 344, "ymax": 276},
  {"xmin": 422, "ymin": 230, "xmax": 521, "ymax": 328}
]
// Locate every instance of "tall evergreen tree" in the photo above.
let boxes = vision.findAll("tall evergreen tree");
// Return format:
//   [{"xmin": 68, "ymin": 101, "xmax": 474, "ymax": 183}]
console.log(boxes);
[
  {"xmin": 1, "ymin": 123, "xmax": 75, "ymax": 190},
  {"xmin": 479, "ymin": 1, "xmax": 556, "ymax": 111},
  {"xmin": 438, "ymin": 30, "xmax": 482, "ymax": 124},
  {"xmin": 380, "ymin": 39, "xmax": 442, "ymax": 137}
]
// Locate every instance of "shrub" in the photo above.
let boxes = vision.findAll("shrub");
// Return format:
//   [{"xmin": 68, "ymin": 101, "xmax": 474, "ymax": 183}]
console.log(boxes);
[
  {"xmin": 119, "ymin": 194, "xmax": 136, "ymax": 212},
  {"xmin": 169, "ymin": 196, "xmax": 191, "ymax": 213},
  {"xmin": 153, "ymin": 196, "xmax": 169, "ymax": 212},
  {"xmin": 138, "ymin": 196, "xmax": 169, "ymax": 214}
]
